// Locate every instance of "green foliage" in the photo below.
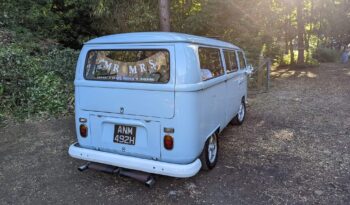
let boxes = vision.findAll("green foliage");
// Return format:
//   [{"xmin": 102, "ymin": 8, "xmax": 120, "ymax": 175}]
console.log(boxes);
[
  {"xmin": 25, "ymin": 72, "xmax": 69, "ymax": 115},
  {"xmin": 90, "ymin": 0, "xmax": 159, "ymax": 34},
  {"xmin": 0, "ymin": 29, "xmax": 78, "ymax": 120},
  {"xmin": 0, "ymin": 0, "xmax": 96, "ymax": 49},
  {"xmin": 312, "ymin": 47, "xmax": 340, "ymax": 63},
  {"xmin": 44, "ymin": 48, "xmax": 79, "ymax": 82},
  {"xmin": 279, "ymin": 50, "xmax": 319, "ymax": 67}
]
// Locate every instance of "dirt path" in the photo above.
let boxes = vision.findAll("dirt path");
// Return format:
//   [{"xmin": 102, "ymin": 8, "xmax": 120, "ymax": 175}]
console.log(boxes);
[{"xmin": 1, "ymin": 63, "xmax": 350, "ymax": 204}]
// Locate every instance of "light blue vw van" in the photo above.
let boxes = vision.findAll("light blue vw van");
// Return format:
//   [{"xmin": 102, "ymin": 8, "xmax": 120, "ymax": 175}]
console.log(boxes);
[{"xmin": 69, "ymin": 32, "xmax": 251, "ymax": 179}]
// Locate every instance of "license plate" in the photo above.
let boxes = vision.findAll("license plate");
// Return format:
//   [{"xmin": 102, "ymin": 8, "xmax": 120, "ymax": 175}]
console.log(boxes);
[{"xmin": 113, "ymin": 125, "xmax": 137, "ymax": 145}]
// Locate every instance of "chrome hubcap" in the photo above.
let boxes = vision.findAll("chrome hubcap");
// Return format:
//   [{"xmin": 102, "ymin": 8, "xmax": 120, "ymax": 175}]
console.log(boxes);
[
  {"xmin": 238, "ymin": 103, "xmax": 245, "ymax": 122},
  {"xmin": 208, "ymin": 134, "xmax": 218, "ymax": 163}
]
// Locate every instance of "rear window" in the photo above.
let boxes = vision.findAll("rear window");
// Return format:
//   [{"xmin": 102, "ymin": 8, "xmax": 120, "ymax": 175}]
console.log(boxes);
[
  {"xmin": 198, "ymin": 47, "xmax": 224, "ymax": 81},
  {"xmin": 84, "ymin": 50, "xmax": 170, "ymax": 83}
]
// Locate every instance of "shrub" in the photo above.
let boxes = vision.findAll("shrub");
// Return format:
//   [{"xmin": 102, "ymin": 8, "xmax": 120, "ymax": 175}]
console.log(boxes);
[
  {"xmin": 25, "ymin": 72, "xmax": 71, "ymax": 115},
  {"xmin": 43, "ymin": 48, "xmax": 79, "ymax": 82},
  {"xmin": 0, "ymin": 44, "xmax": 38, "ymax": 117},
  {"xmin": 313, "ymin": 47, "xmax": 339, "ymax": 63},
  {"xmin": 0, "ymin": 31, "xmax": 78, "ymax": 120}
]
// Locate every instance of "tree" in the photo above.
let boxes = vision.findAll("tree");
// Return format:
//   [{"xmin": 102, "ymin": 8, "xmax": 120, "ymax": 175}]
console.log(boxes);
[
  {"xmin": 158, "ymin": 0, "xmax": 170, "ymax": 31},
  {"xmin": 297, "ymin": 0, "xmax": 305, "ymax": 64},
  {"xmin": 2, "ymin": 0, "xmax": 349, "ymax": 65}
]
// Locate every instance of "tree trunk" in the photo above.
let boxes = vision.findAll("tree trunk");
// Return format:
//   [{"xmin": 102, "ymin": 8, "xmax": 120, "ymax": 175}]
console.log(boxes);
[
  {"xmin": 158, "ymin": 0, "xmax": 170, "ymax": 31},
  {"xmin": 285, "ymin": 35, "xmax": 289, "ymax": 54},
  {"xmin": 284, "ymin": 16, "xmax": 289, "ymax": 54},
  {"xmin": 297, "ymin": 0, "xmax": 305, "ymax": 64},
  {"xmin": 289, "ymin": 39, "xmax": 295, "ymax": 64},
  {"xmin": 285, "ymin": 13, "xmax": 295, "ymax": 65},
  {"xmin": 305, "ymin": 0, "xmax": 314, "ymax": 63},
  {"xmin": 305, "ymin": 32, "xmax": 310, "ymax": 62}
]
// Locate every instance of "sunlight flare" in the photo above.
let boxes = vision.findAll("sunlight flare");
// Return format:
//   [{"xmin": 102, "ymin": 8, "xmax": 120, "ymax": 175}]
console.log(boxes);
[{"xmin": 306, "ymin": 71, "xmax": 317, "ymax": 78}]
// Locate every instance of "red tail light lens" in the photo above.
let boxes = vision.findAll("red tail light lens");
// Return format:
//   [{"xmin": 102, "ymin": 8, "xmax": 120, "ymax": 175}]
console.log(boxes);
[
  {"xmin": 80, "ymin": 124, "xmax": 88, "ymax": 137},
  {"xmin": 164, "ymin": 135, "xmax": 173, "ymax": 150}
]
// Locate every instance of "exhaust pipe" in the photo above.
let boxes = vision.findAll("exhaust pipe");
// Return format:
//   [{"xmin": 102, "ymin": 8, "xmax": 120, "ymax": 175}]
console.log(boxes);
[
  {"xmin": 88, "ymin": 163, "xmax": 119, "ymax": 174},
  {"xmin": 77, "ymin": 162, "xmax": 156, "ymax": 187},
  {"xmin": 78, "ymin": 162, "xmax": 90, "ymax": 172},
  {"xmin": 119, "ymin": 169, "xmax": 156, "ymax": 187},
  {"xmin": 78, "ymin": 162, "xmax": 119, "ymax": 174}
]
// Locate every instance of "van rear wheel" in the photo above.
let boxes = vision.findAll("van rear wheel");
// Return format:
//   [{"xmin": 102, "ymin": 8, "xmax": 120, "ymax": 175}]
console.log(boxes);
[
  {"xmin": 231, "ymin": 100, "xmax": 246, "ymax": 126},
  {"xmin": 200, "ymin": 132, "xmax": 218, "ymax": 170}
]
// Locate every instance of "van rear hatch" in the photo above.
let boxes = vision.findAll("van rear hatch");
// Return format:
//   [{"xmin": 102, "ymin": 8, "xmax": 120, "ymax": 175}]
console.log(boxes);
[
  {"xmin": 88, "ymin": 114, "xmax": 161, "ymax": 159},
  {"xmin": 76, "ymin": 46, "xmax": 175, "ymax": 119}
]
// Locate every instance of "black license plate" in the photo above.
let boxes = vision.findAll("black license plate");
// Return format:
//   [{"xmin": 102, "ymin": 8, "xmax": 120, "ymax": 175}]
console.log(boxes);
[{"xmin": 113, "ymin": 125, "xmax": 137, "ymax": 145}]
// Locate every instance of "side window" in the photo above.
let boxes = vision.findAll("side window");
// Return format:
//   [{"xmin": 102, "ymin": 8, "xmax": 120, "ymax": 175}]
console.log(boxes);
[
  {"xmin": 223, "ymin": 50, "xmax": 238, "ymax": 73},
  {"xmin": 198, "ymin": 47, "xmax": 224, "ymax": 81},
  {"xmin": 237, "ymin": 51, "xmax": 246, "ymax": 69}
]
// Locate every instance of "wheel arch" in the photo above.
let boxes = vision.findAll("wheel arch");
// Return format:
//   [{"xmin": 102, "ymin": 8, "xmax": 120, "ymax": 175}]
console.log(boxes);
[
  {"xmin": 199, "ymin": 125, "xmax": 220, "ymax": 156},
  {"xmin": 242, "ymin": 95, "xmax": 246, "ymax": 103},
  {"xmin": 205, "ymin": 125, "xmax": 220, "ymax": 141}
]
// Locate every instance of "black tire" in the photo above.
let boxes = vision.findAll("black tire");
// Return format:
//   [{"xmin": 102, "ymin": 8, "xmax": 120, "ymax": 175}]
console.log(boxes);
[
  {"xmin": 200, "ymin": 132, "xmax": 219, "ymax": 170},
  {"xmin": 231, "ymin": 100, "xmax": 246, "ymax": 126}
]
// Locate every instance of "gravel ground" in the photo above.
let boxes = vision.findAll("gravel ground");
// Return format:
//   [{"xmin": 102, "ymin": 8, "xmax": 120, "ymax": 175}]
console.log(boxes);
[{"xmin": 1, "ymin": 63, "xmax": 350, "ymax": 204}]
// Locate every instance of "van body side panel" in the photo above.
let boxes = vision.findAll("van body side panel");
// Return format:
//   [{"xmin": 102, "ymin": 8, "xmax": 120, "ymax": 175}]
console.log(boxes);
[
  {"xmin": 160, "ymin": 92, "xmax": 201, "ymax": 164},
  {"xmin": 158, "ymin": 44, "xmax": 229, "ymax": 164},
  {"xmin": 175, "ymin": 43, "xmax": 202, "ymax": 84},
  {"xmin": 197, "ymin": 75, "xmax": 228, "ymax": 134},
  {"xmin": 167, "ymin": 81, "xmax": 227, "ymax": 163},
  {"xmin": 236, "ymin": 69, "xmax": 248, "ymax": 101},
  {"xmin": 158, "ymin": 44, "xmax": 203, "ymax": 164},
  {"xmin": 220, "ymin": 49, "xmax": 238, "ymax": 125},
  {"xmin": 158, "ymin": 78, "xmax": 241, "ymax": 164},
  {"xmin": 225, "ymin": 72, "xmax": 241, "ymax": 123},
  {"xmin": 236, "ymin": 51, "xmax": 248, "ymax": 101},
  {"xmin": 240, "ymin": 52, "xmax": 249, "ymax": 101}
]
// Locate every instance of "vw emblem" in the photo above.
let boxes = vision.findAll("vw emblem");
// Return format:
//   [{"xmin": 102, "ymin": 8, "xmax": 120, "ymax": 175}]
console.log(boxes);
[{"xmin": 120, "ymin": 107, "xmax": 124, "ymax": 114}]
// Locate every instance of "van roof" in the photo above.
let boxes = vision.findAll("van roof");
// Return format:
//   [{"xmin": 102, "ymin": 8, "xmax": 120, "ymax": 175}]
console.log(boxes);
[{"xmin": 85, "ymin": 32, "xmax": 240, "ymax": 50}]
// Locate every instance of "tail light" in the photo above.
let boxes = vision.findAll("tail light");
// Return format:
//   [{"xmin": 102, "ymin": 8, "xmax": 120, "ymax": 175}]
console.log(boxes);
[
  {"xmin": 80, "ymin": 124, "xmax": 88, "ymax": 137},
  {"xmin": 164, "ymin": 135, "xmax": 173, "ymax": 150}
]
